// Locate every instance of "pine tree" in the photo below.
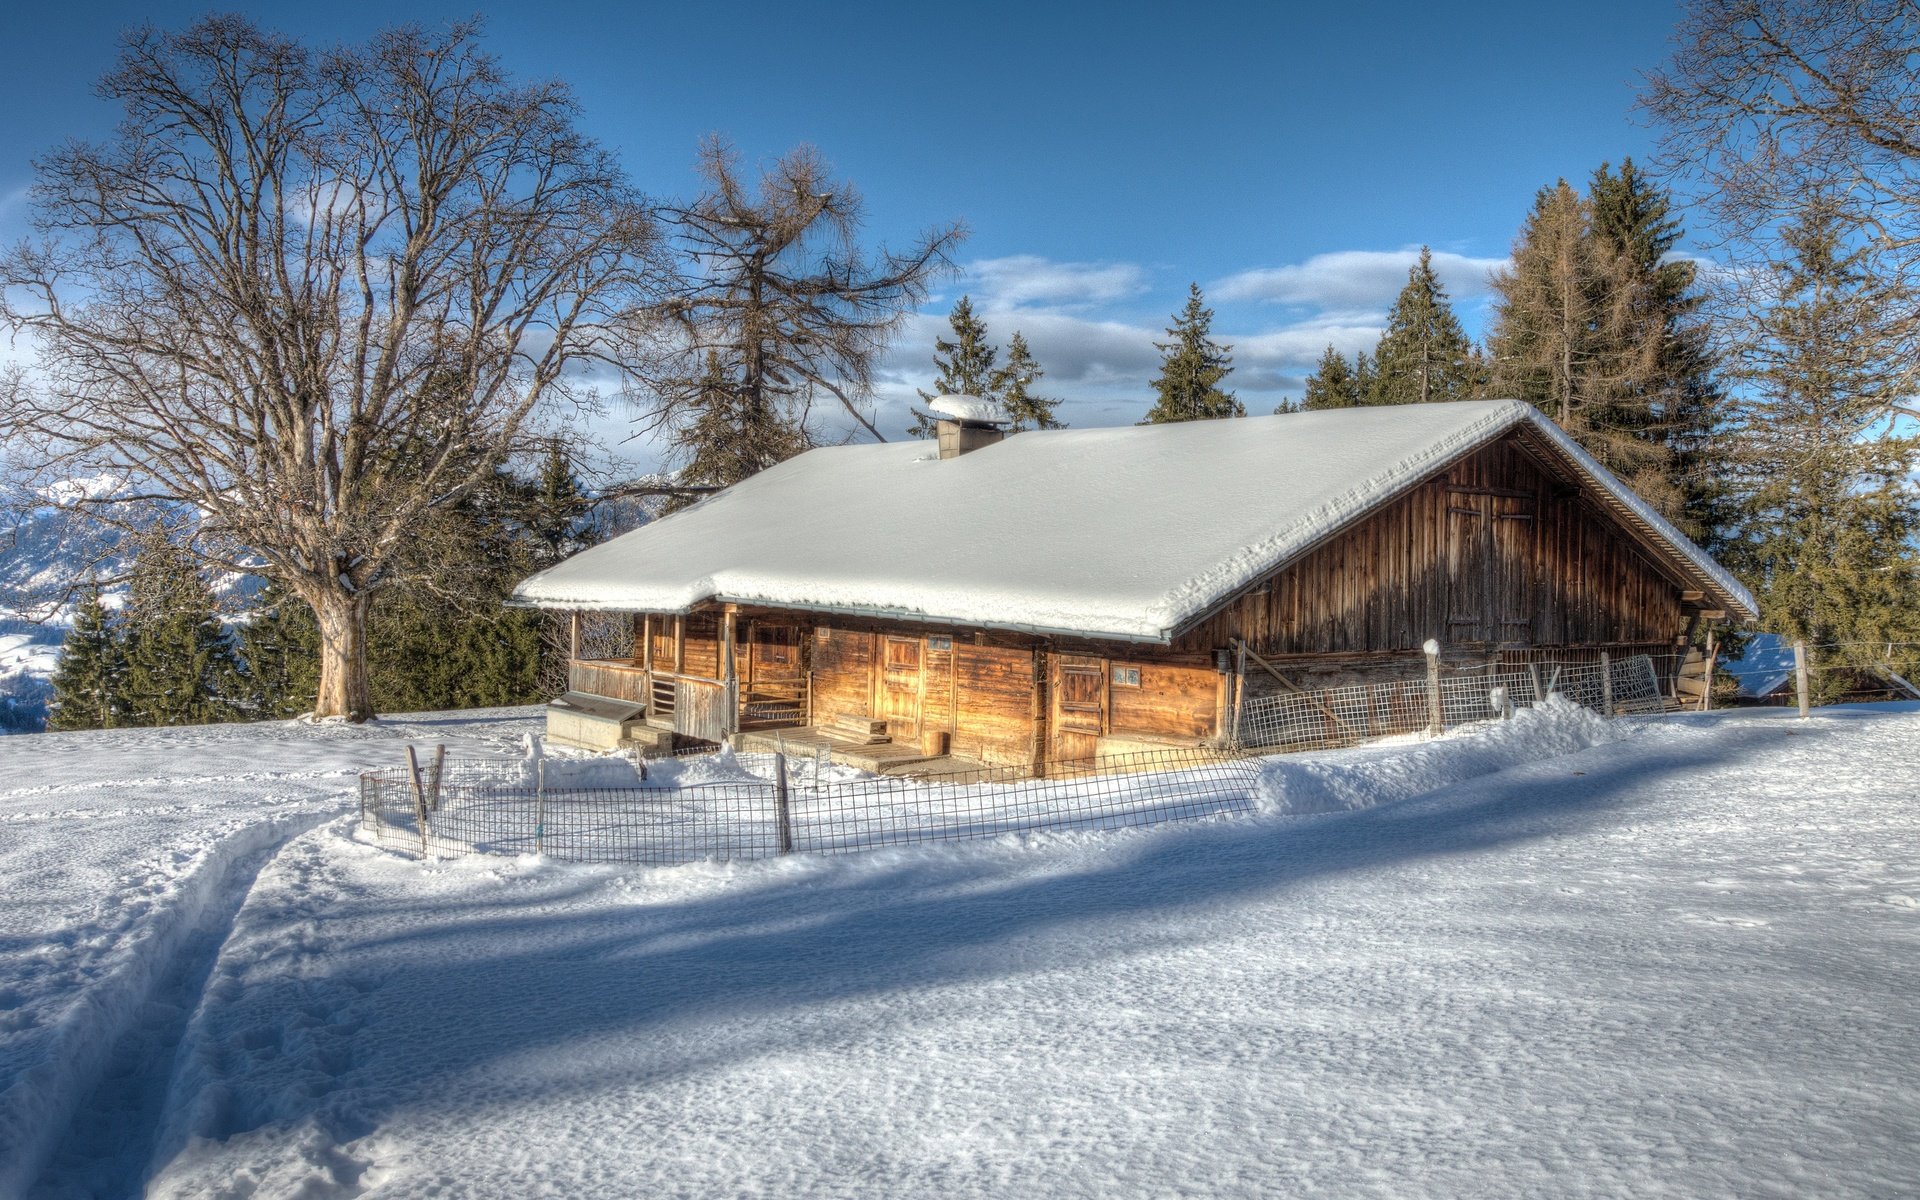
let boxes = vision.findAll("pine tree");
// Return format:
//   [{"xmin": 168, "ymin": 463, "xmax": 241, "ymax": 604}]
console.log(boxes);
[
  {"xmin": 989, "ymin": 331, "xmax": 1063, "ymax": 431},
  {"xmin": 1301, "ymin": 344, "xmax": 1362, "ymax": 410},
  {"xmin": 1487, "ymin": 167, "xmax": 1719, "ymax": 533},
  {"xmin": 1353, "ymin": 350, "xmax": 1376, "ymax": 402},
  {"xmin": 121, "ymin": 537, "xmax": 244, "ymax": 726},
  {"xmin": 527, "ymin": 439, "xmax": 599, "ymax": 561},
  {"xmin": 1587, "ymin": 159, "xmax": 1725, "ymax": 541},
  {"xmin": 1368, "ymin": 248, "xmax": 1476, "ymax": 406},
  {"xmin": 240, "ymin": 583, "xmax": 322, "ymax": 718},
  {"xmin": 671, "ymin": 351, "xmax": 810, "ymax": 500},
  {"xmin": 910, "ymin": 296, "xmax": 1000, "ymax": 436},
  {"xmin": 47, "ymin": 587, "xmax": 128, "ymax": 731},
  {"xmin": 1720, "ymin": 199, "xmax": 1920, "ymax": 693},
  {"xmin": 1143, "ymin": 283, "xmax": 1242, "ymax": 423}
]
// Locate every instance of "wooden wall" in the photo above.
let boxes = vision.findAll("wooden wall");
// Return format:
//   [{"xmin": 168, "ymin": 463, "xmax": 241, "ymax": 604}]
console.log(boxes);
[
  {"xmin": 1177, "ymin": 435, "xmax": 1688, "ymax": 657},
  {"xmin": 1106, "ymin": 657, "xmax": 1220, "ymax": 741}
]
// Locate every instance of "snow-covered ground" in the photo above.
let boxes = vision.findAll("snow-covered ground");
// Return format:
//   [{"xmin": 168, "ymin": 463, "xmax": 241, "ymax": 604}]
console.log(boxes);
[{"xmin": 2, "ymin": 703, "xmax": 1916, "ymax": 1198}]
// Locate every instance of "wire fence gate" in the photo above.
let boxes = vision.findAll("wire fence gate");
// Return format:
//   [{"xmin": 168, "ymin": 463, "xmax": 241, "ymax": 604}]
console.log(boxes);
[{"xmin": 361, "ymin": 653, "xmax": 1667, "ymax": 867}]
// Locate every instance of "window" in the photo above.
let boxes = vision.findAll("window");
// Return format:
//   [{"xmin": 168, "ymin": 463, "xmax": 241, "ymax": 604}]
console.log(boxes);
[
  {"xmin": 927, "ymin": 635, "xmax": 953, "ymax": 651},
  {"xmin": 1112, "ymin": 666, "xmax": 1142, "ymax": 687}
]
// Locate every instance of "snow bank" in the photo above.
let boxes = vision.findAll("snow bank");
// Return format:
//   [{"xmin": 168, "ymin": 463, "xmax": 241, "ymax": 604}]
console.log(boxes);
[{"xmin": 1261, "ymin": 695, "xmax": 1619, "ymax": 814}]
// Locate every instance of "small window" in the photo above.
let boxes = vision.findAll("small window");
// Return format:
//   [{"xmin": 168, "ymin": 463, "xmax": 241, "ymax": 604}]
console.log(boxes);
[
  {"xmin": 1112, "ymin": 666, "xmax": 1142, "ymax": 687},
  {"xmin": 927, "ymin": 635, "xmax": 953, "ymax": 651}
]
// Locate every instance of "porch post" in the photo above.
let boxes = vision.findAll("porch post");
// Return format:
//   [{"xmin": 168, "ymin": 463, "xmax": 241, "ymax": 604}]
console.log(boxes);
[
  {"xmin": 674, "ymin": 615, "xmax": 685, "ymax": 673},
  {"xmin": 569, "ymin": 611, "xmax": 581, "ymax": 661},
  {"xmin": 721, "ymin": 608, "xmax": 739, "ymax": 735},
  {"xmin": 641, "ymin": 614, "xmax": 653, "ymax": 671}
]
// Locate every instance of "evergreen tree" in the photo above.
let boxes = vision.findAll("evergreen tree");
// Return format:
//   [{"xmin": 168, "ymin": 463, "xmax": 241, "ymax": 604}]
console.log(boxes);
[
  {"xmin": 1301, "ymin": 344, "xmax": 1362, "ymax": 410},
  {"xmin": 1488, "ymin": 166, "xmax": 1720, "ymax": 534},
  {"xmin": 1720, "ymin": 199, "xmax": 1920, "ymax": 693},
  {"xmin": 120, "ymin": 537, "xmax": 244, "ymax": 726},
  {"xmin": 1587, "ymin": 159, "xmax": 1726, "ymax": 541},
  {"xmin": 671, "ymin": 351, "xmax": 810, "ymax": 500},
  {"xmin": 1353, "ymin": 350, "xmax": 1376, "ymax": 402},
  {"xmin": 240, "ymin": 583, "xmax": 322, "ymax": 718},
  {"xmin": 1368, "ymin": 248, "xmax": 1476, "ymax": 405},
  {"xmin": 47, "ymin": 587, "xmax": 128, "ymax": 731},
  {"xmin": 527, "ymin": 439, "xmax": 600, "ymax": 561},
  {"xmin": 1143, "ymin": 283, "xmax": 1242, "ymax": 423},
  {"xmin": 910, "ymin": 296, "xmax": 1000, "ymax": 436},
  {"xmin": 989, "ymin": 331, "xmax": 1064, "ymax": 431}
]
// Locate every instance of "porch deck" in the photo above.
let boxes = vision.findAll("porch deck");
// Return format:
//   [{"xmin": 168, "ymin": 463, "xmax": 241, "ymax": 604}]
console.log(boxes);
[{"xmin": 730, "ymin": 724, "xmax": 989, "ymax": 779}]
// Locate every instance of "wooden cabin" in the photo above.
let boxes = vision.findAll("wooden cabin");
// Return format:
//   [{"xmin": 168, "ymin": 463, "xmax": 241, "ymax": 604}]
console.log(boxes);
[{"xmin": 515, "ymin": 399, "xmax": 1757, "ymax": 772}]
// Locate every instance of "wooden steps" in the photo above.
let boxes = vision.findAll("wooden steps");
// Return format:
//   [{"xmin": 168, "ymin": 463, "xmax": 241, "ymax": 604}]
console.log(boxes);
[
  {"xmin": 827, "ymin": 712, "xmax": 889, "ymax": 744},
  {"xmin": 731, "ymin": 724, "xmax": 984, "ymax": 778}
]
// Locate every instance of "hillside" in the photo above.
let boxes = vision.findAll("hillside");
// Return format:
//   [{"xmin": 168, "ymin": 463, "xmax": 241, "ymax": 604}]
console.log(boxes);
[{"xmin": 1, "ymin": 703, "xmax": 1915, "ymax": 1197}]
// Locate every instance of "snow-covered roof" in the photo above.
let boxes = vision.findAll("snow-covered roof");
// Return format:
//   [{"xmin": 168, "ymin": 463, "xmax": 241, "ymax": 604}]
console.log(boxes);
[
  {"xmin": 1724, "ymin": 633, "xmax": 1796, "ymax": 698},
  {"xmin": 515, "ymin": 399, "xmax": 1758, "ymax": 641},
  {"xmin": 927, "ymin": 393, "xmax": 1010, "ymax": 424}
]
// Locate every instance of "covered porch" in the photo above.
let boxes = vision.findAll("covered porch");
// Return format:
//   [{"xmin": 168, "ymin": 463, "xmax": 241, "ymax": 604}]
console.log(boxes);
[{"xmin": 551, "ymin": 607, "xmax": 809, "ymax": 752}]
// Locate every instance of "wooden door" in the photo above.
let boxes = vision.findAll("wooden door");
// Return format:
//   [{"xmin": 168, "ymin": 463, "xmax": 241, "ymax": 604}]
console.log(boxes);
[
  {"xmin": 1491, "ymin": 495, "xmax": 1536, "ymax": 645},
  {"xmin": 877, "ymin": 636, "xmax": 923, "ymax": 741},
  {"xmin": 1445, "ymin": 493, "xmax": 1493, "ymax": 643},
  {"xmin": 1050, "ymin": 655, "xmax": 1107, "ymax": 765}
]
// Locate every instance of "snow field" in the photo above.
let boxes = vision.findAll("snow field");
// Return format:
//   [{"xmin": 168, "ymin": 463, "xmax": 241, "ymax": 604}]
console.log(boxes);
[
  {"xmin": 3, "ymin": 702, "xmax": 1916, "ymax": 1197},
  {"xmin": 0, "ymin": 709, "xmax": 541, "ymax": 1199}
]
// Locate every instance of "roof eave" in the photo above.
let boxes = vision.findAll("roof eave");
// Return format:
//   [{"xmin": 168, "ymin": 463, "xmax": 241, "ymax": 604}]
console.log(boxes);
[{"xmin": 506, "ymin": 590, "xmax": 1176, "ymax": 645}]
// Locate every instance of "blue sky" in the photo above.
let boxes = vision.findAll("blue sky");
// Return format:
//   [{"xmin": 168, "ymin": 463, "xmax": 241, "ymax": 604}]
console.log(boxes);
[{"xmin": 0, "ymin": 0, "xmax": 1696, "ymax": 468}]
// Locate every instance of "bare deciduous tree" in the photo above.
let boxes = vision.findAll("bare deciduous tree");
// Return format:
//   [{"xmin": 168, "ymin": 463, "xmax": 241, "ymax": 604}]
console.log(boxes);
[
  {"xmin": 634, "ymin": 138, "xmax": 964, "ymax": 483},
  {"xmin": 0, "ymin": 17, "xmax": 661, "ymax": 719},
  {"xmin": 1642, "ymin": 0, "xmax": 1920, "ymax": 415}
]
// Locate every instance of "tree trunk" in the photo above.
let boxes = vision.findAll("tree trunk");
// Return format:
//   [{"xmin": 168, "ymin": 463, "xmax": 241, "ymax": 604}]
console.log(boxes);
[{"xmin": 308, "ymin": 587, "xmax": 376, "ymax": 721}]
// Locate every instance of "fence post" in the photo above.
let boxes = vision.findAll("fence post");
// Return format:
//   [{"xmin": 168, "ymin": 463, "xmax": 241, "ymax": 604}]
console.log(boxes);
[
  {"xmin": 1231, "ymin": 640, "xmax": 1247, "ymax": 749},
  {"xmin": 534, "ymin": 756, "xmax": 547, "ymax": 856},
  {"xmin": 1424, "ymin": 640, "xmax": 1443, "ymax": 737},
  {"xmin": 406, "ymin": 745, "xmax": 431, "ymax": 857},
  {"xmin": 1526, "ymin": 662, "xmax": 1544, "ymax": 710},
  {"xmin": 429, "ymin": 744, "xmax": 446, "ymax": 812},
  {"xmin": 772, "ymin": 751, "xmax": 794, "ymax": 854},
  {"xmin": 1599, "ymin": 651, "xmax": 1613, "ymax": 717},
  {"xmin": 1794, "ymin": 639, "xmax": 1811, "ymax": 718}
]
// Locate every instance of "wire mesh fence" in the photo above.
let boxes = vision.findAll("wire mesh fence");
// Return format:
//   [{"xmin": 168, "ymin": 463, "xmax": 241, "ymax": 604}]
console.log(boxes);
[
  {"xmin": 360, "ymin": 654, "xmax": 1669, "ymax": 867},
  {"xmin": 1232, "ymin": 654, "xmax": 1665, "ymax": 753},
  {"xmin": 361, "ymin": 748, "xmax": 1263, "ymax": 866}
]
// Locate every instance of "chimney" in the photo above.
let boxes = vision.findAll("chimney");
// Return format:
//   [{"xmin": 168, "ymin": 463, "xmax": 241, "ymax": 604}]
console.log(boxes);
[{"xmin": 927, "ymin": 393, "xmax": 1012, "ymax": 460}]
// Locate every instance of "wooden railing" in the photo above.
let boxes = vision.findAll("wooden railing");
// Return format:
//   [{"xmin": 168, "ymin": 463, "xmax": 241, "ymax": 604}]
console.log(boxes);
[
  {"xmin": 740, "ymin": 680, "xmax": 809, "ymax": 730},
  {"xmin": 570, "ymin": 660, "xmax": 650, "ymax": 703},
  {"xmin": 641, "ymin": 669, "xmax": 735, "ymax": 742},
  {"xmin": 568, "ymin": 660, "xmax": 804, "ymax": 741}
]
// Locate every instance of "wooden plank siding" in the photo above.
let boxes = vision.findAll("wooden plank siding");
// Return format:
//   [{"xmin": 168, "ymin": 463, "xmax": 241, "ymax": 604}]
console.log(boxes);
[
  {"xmin": 1174, "ymin": 435, "xmax": 1687, "ymax": 658},
  {"xmin": 1106, "ymin": 658, "xmax": 1220, "ymax": 741}
]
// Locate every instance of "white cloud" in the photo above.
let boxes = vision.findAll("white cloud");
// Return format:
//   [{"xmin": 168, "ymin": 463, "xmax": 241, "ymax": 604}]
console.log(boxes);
[
  {"xmin": 959, "ymin": 255, "xmax": 1149, "ymax": 309},
  {"xmin": 1211, "ymin": 248, "xmax": 1508, "ymax": 310}
]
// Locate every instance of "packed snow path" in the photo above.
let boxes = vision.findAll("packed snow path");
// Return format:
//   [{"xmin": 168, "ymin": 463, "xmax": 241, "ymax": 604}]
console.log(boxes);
[{"xmin": 2, "ymin": 704, "xmax": 1916, "ymax": 1197}]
